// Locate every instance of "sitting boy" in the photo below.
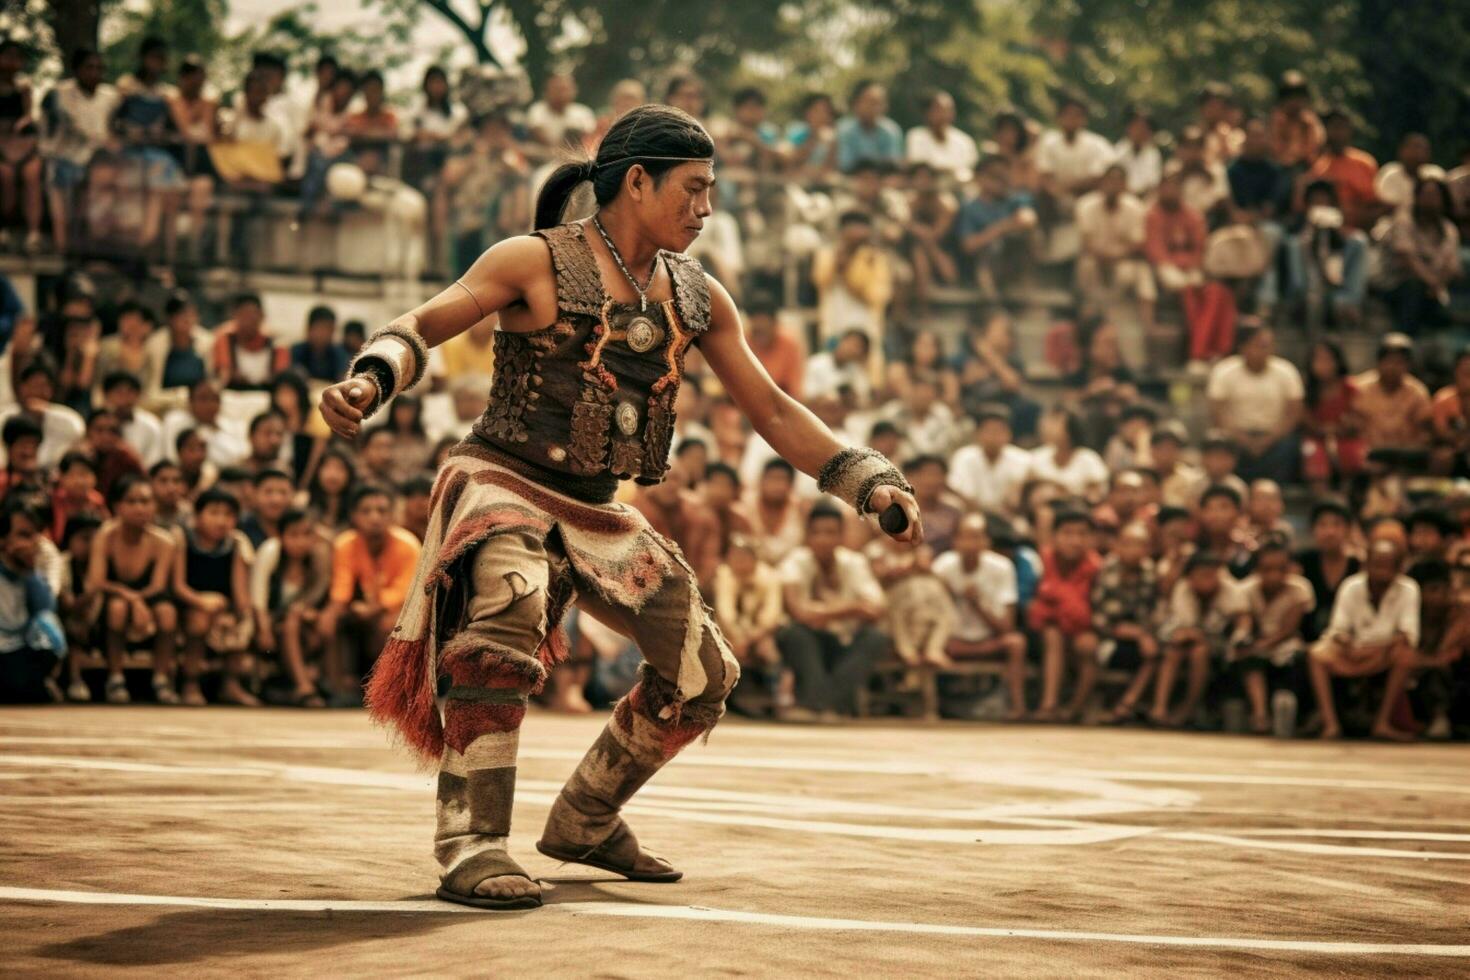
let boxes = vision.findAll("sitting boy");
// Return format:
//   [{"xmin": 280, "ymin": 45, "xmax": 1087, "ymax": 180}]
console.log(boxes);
[
  {"xmin": 1152, "ymin": 551, "xmax": 1249, "ymax": 727},
  {"xmin": 172, "ymin": 488, "xmax": 256, "ymax": 706},
  {"xmin": 933, "ymin": 513, "xmax": 1027, "ymax": 718},
  {"xmin": 1029, "ymin": 510, "xmax": 1101, "ymax": 722},
  {"xmin": 1235, "ymin": 536, "xmax": 1313, "ymax": 734},
  {"xmin": 1094, "ymin": 522, "xmax": 1162, "ymax": 723}
]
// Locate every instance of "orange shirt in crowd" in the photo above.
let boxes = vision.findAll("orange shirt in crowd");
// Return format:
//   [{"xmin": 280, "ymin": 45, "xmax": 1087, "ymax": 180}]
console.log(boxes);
[
  {"xmin": 1144, "ymin": 203, "xmax": 1207, "ymax": 269},
  {"xmin": 749, "ymin": 328, "xmax": 805, "ymax": 400},
  {"xmin": 1304, "ymin": 147, "xmax": 1379, "ymax": 228},
  {"xmin": 330, "ymin": 526, "xmax": 422, "ymax": 615}
]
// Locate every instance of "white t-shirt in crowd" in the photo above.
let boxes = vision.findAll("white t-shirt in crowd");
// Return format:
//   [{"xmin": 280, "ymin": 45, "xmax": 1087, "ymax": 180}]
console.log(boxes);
[
  {"xmin": 120, "ymin": 408, "xmax": 165, "ymax": 468},
  {"xmin": 933, "ymin": 550, "xmax": 1017, "ymax": 642},
  {"xmin": 779, "ymin": 546, "xmax": 884, "ymax": 642},
  {"xmin": 1027, "ymin": 445, "xmax": 1109, "ymax": 498},
  {"xmin": 1113, "ymin": 139, "xmax": 1162, "ymax": 197},
  {"xmin": 1205, "ymin": 355, "xmax": 1305, "ymax": 434},
  {"xmin": 948, "ymin": 443, "xmax": 1032, "ymax": 515},
  {"xmin": 1325, "ymin": 572, "xmax": 1420, "ymax": 648},
  {"xmin": 0, "ymin": 405, "xmax": 86, "ymax": 470},
  {"xmin": 1075, "ymin": 190, "xmax": 1148, "ymax": 253},
  {"xmin": 1035, "ymin": 128, "xmax": 1115, "ymax": 188},
  {"xmin": 525, "ymin": 100, "xmax": 597, "ymax": 147},
  {"xmin": 905, "ymin": 125, "xmax": 979, "ymax": 180}
]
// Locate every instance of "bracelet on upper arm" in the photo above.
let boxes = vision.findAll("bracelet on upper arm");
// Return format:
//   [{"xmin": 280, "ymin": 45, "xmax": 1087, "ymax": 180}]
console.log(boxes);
[
  {"xmin": 816, "ymin": 447, "xmax": 912, "ymax": 515},
  {"xmin": 347, "ymin": 322, "xmax": 430, "ymax": 417}
]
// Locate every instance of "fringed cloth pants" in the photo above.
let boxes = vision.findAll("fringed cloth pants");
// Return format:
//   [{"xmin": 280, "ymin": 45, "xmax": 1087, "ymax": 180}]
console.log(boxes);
[{"xmin": 364, "ymin": 442, "xmax": 740, "ymax": 887}]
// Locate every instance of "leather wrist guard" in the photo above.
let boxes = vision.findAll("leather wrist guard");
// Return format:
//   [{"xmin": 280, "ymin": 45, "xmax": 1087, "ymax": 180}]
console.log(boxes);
[
  {"xmin": 348, "ymin": 322, "xmax": 430, "ymax": 417},
  {"xmin": 816, "ymin": 447, "xmax": 912, "ymax": 515}
]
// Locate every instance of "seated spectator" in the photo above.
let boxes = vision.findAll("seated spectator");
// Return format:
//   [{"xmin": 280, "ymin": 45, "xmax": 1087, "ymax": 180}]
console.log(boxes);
[
  {"xmin": 784, "ymin": 91, "xmax": 838, "ymax": 178},
  {"xmin": 1035, "ymin": 94, "xmax": 1114, "ymax": 232},
  {"xmin": 1103, "ymin": 404, "xmax": 1155, "ymax": 472},
  {"xmin": 776, "ymin": 502, "xmax": 887, "ymax": 718},
  {"xmin": 342, "ymin": 320, "xmax": 365, "ymax": 358},
  {"xmin": 343, "ymin": 70, "xmax": 398, "ymax": 169},
  {"xmin": 0, "ymin": 362, "xmax": 85, "ymax": 470},
  {"xmin": 268, "ymin": 371, "xmax": 323, "ymax": 485},
  {"xmin": 953, "ymin": 310, "xmax": 1040, "ymax": 438},
  {"xmin": 113, "ymin": 37, "xmax": 187, "ymax": 268},
  {"xmin": 633, "ymin": 453, "xmax": 721, "ymax": 585},
  {"xmin": 87, "ymin": 475, "xmax": 177, "ymax": 704},
  {"xmin": 836, "ymin": 80, "xmax": 903, "ymax": 173},
  {"xmin": 868, "ymin": 536, "xmax": 954, "ymax": 680},
  {"xmin": 1147, "ymin": 171, "xmax": 1234, "ymax": 369},
  {"xmin": 399, "ymin": 476, "xmax": 432, "ymax": 546},
  {"xmin": 56, "ymin": 512, "xmax": 100, "ymax": 700},
  {"xmin": 1429, "ymin": 349, "xmax": 1470, "ymax": 453},
  {"xmin": 251, "ymin": 507, "xmax": 331, "ymax": 708},
  {"xmin": 239, "ymin": 409, "xmax": 287, "ymax": 477},
  {"xmin": 145, "ymin": 290, "xmax": 213, "ymax": 406},
  {"xmin": 901, "ymin": 454, "xmax": 962, "ymax": 555},
  {"xmin": 239, "ymin": 468, "xmax": 293, "ymax": 549},
  {"xmin": 402, "ymin": 65, "xmax": 466, "ymax": 194},
  {"xmin": 0, "ymin": 41, "xmax": 42, "ymax": 254},
  {"xmin": 949, "ymin": 405, "xmax": 1031, "ymax": 517},
  {"xmin": 306, "ymin": 447, "xmax": 357, "ymax": 533},
  {"xmin": 148, "ymin": 459, "xmax": 190, "ymax": 532},
  {"xmin": 956, "ymin": 154, "xmax": 1037, "ymax": 294},
  {"xmin": 1205, "ymin": 325, "xmax": 1303, "ymax": 482},
  {"xmin": 439, "ymin": 111, "xmax": 530, "ymax": 276},
  {"xmin": 1267, "ymin": 70, "xmax": 1323, "ymax": 169},
  {"xmin": 1309, "ymin": 540, "xmax": 1419, "ymax": 739},
  {"xmin": 1065, "ymin": 318, "xmax": 1141, "ymax": 446},
  {"xmin": 78, "ymin": 407, "xmax": 143, "ymax": 501},
  {"xmin": 804, "ymin": 328, "xmax": 872, "ymax": 404},
  {"xmin": 1094, "ymin": 522, "xmax": 1162, "ymax": 723},
  {"xmin": 1196, "ymin": 483, "xmax": 1254, "ymax": 579},
  {"xmin": 933, "ymin": 514, "xmax": 1027, "ymax": 719},
  {"xmin": 702, "ymin": 462, "xmax": 752, "ymax": 562},
  {"xmin": 1171, "ymin": 125, "xmax": 1231, "ymax": 220},
  {"xmin": 1354, "ymin": 333, "xmax": 1430, "ymax": 451},
  {"xmin": 1155, "ymin": 504, "xmax": 1195, "ymax": 597},
  {"xmin": 101, "ymin": 372, "xmax": 163, "ymax": 468},
  {"xmin": 1285, "ymin": 180, "xmax": 1368, "ymax": 328},
  {"xmin": 904, "ymin": 162, "xmax": 961, "ymax": 303},
  {"xmin": 1235, "ymin": 537, "xmax": 1313, "ymax": 733},
  {"xmin": 743, "ymin": 458, "xmax": 808, "ymax": 567},
  {"xmin": 174, "ymin": 428, "xmax": 219, "ymax": 501},
  {"xmin": 296, "ymin": 70, "xmax": 357, "ymax": 220},
  {"xmin": 0, "ymin": 501, "xmax": 65, "ymax": 703},
  {"xmin": 812, "ymin": 211, "xmax": 892, "ymax": 353},
  {"xmin": 1373, "ymin": 177, "xmax": 1462, "ymax": 334},
  {"xmin": 0, "ymin": 416, "xmax": 46, "ymax": 498},
  {"xmin": 885, "ymin": 373, "xmax": 963, "ymax": 459},
  {"xmin": 430, "ymin": 373, "xmax": 493, "ymax": 444},
  {"xmin": 38, "ymin": 48, "xmax": 120, "ymax": 254},
  {"xmin": 1093, "ymin": 469, "xmax": 1153, "ymax": 532},
  {"xmin": 166, "ymin": 56, "xmax": 218, "ymax": 258},
  {"xmin": 1407, "ymin": 507, "xmax": 1454, "ymax": 565},
  {"xmin": 1148, "ymin": 421, "xmax": 1201, "ymax": 509},
  {"xmin": 905, "ymin": 90, "xmax": 977, "ymax": 181},
  {"xmin": 1114, "ymin": 106, "xmax": 1162, "ymax": 198},
  {"xmin": 216, "ymin": 68, "xmax": 289, "ymax": 193},
  {"xmin": 290, "ymin": 305, "xmax": 348, "ymax": 382},
  {"xmin": 1192, "ymin": 432, "xmax": 1249, "ymax": 507},
  {"xmin": 525, "ymin": 72, "xmax": 596, "ymax": 154},
  {"xmin": 96, "ymin": 301, "xmax": 157, "ymax": 392},
  {"xmin": 989, "ymin": 110, "xmax": 1039, "ymax": 192},
  {"xmin": 1301, "ymin": 339, "xmax": 1366, "ymax": 492},
  {"xmin": 1373, "ymin": 132, "xmax": 1434, "ymax": 219},
  {"xmin": 1029, "ymin": 509, "xmax": 1102, "ymax": 721},
  {"xmin": 356, "ymin": 427, "xmax": 398, "ymax": 488},
  {"xmin": 212, "ymin": 292, "xmax": 288, "ymax": 392},
  {"xmin": 171, "ymin": 487, "xmax": 254, "ymax": 707},
  {"xmin": 1227, "ymin": 117, "xmax": 1290, "ymax": 222},
  {"xmin": 1394, "ymin": 559, "xmax": 1470, "ymax": 739},
  {"xmin": 743, "ymin": 294, "xmax": 803, "ymax": 400},
  {"xmin": 712, "ymin": 86, "xmax": 782, "ymax": 176},
  {"xmin": 1075, "ymin": 165, "xmax": 1156, "ymax": 331},
  {"xmin": 713, "ymin": 534, "xmax": 789, "ymax": 717},
  {"xmin": 1245, "ymin": 479, "xmax": 1293, "ymax": 548},
  {"xmin": 1153, "ymin": 551, "xmax": 1249, "ymax": 727},
  {"xmin": 377, "ymin": 395, "xmax": 433, "ymax": 482},
  {"xmin": 1303, "ymin": 108, "xmax": 1380, "ymax": 230},
  {"xmin": 49, "ymin": 451, "xmax": 106, "ymax": 543},
  {"xmin": 1029, "ymin": 408, "xmax": 1109, "ymax": 503},
  {"xmin": 319, "ymin": 486, "xmax": 420, "ymax": 701},
  {"xmin": 1198, "ymin": 81, "xmax": 1243, "ymax": 165}
]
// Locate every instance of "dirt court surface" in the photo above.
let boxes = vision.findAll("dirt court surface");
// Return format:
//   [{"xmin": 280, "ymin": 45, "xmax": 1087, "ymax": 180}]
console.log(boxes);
[{"xmin": 1, "ymin": 706, "xmax": 1467, "ymax": 978}]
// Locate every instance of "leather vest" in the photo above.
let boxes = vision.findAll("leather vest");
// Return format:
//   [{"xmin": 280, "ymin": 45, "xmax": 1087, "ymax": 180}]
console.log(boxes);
[{"xmin": 472, "ymin": 222, "xmax": 711, "ymax": 495}]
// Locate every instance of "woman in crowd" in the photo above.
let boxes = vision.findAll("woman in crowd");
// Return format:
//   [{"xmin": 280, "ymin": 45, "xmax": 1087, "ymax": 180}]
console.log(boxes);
[
  {"xmin": 887, "ymin": 328, "xmax": 959, "ymax": 408},
  {"xmin": 1300, "ymin": 339, "xmax": 1365, "ymax": 494},
  {"xmin": 269, "ymin": 371, "xmax": 324, "ymax": 486},
  {"xmin": 251, "ymin": 507, "xmax": 332, "ymax": 707},
  {"xmin": 990, "ymin": 110, "xmax": 1039, "ymax": 193},
  {"xmin": 404, "ymin": 66, "xmax": 467, "ymax": 192},
  {"xmin": 1030, "ymin": 408, "xmax": 1110, "ymax": 503},
  {"xmin": 1065, "ymin": 318, "xmax": 1140, "ymax": 449},
  {"xmin": 784, "ymin": 93, "xmax": 838, "ymax": 180},
  {"xmin": 953, "ymin": 309, "xmax": 1041, "ymax": 438},
  {"xmin": 374, "ymin": 393, "xmax": 433, "ymax": 482},
  {"xmin": 306, "ymin": 446, "xmax": 356, "ymax": 533},
  {"xmin": 1376, "ymin": 177, "xmax": 1462, "ymax": 333}
]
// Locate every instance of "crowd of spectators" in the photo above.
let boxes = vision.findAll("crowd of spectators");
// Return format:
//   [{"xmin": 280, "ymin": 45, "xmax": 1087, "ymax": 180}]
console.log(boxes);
[{"xmin": 0, "ymin": 42, "xmax": 1467, "ymax": 741}]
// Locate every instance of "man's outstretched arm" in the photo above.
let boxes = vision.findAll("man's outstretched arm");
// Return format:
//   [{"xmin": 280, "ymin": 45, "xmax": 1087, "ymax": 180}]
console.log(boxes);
[{"xmin": 698, "ymin": 275, "xmax": 922, "ymax": 543}]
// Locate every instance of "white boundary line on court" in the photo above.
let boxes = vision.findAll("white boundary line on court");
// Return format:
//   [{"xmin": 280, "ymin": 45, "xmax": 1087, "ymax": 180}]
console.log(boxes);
[{"xmin": 1, "ymin": 886, "xmax": 1467, "ymax": 958}]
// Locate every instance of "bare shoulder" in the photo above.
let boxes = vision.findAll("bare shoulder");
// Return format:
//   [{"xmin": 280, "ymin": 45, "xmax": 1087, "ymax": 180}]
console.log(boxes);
[
  {"xmin": 703, "ymin": 272, "xmax": 740, "ymax": 331},
  {"xmin": 145, "ymin": 525, "xmax": 175, "ymax": 551}
]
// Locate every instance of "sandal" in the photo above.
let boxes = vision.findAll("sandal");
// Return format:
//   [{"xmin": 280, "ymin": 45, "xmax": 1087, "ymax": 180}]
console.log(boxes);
[
  {"xmin": 436, "ymin": 850, "xmax": 542, "ymax": 911},
  {"xmin": 153, "ymin": 676, "xmax": 181, "ymax": 705},
  {"xmin": 105, "ymin": 676, "xmax": 131, "ymax": 704},
  {"xmin": 536, "ymin": 821, "xmax": 682, "ymax": 883}
]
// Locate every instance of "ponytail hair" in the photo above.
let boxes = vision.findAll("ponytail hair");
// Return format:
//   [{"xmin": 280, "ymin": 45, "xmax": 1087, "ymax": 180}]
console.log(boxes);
[{"xmin": 533, "ymin": 103, "xmax": 715, "ymax": 230}]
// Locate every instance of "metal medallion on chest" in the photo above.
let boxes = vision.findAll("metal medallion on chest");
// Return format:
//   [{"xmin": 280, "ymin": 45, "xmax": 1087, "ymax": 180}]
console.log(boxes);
[{"xmin": 625, "ymin": 315, "xmax": 663, "ymax": 353}]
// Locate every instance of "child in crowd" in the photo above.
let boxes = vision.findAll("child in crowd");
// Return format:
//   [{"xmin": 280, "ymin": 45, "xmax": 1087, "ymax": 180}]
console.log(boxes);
[
  {"xmin": 1196, "ymin": 483, "xmax": 1253, "ymax": 577},
  {"xmin": 0, "ymin": 416, "xmax": 46, "ymax": 497},
  {"xmin": 1245, "ymin": 479, "xmax": 1293, "ymax": 548},
  {"xmin": 149, "ymin": 459, "xmax": 191, "ymax": 532},
  {"xmin": 933, "ymin": 513, "xmax": 1027, "ymax": 718},
  {"xmin": 713, "ymin": 534, "xmax": 790, "ymax": 716},
  {"xmin": 307, "ymin": 448, "xmax": 357, "ymax": 532},
  {"xmin": 1030, "ymin": 509, "xmax": 1101, "ymax": 721},
  {"xmin": 172, "ymin": 487, "xmax": 255, "ymax": 707},
  {"xmin": 1155, "ymin": 504, "xmax": 1196, "ymax": 596},
  {"xmin": 1195, "ymin": 433, "xmax": 1249, "ymax": 505},
  {"xmin": 57, "ymin": 513, "xmax": 102, "ymax": 701},
  {"xmin": 87, "ymin": 475, "xmax": 178, "ymax": 704},
  {"xmin": 174, "ymin": 428, "xmax": 218, "ymax": 500},
  {"xmin": 49, "ymin": 452, "xmax": 107, "ymax": 543},
  {"xmin": 869, "ymin": 534, "xmax": 955, "ymax": 673},
  {"xmin": 1094, "ymin": 522, "xmax": 1161, "ymax": 723},
  {"xmin": 1235, "ymin": 536, "xmax": 1313, "ymax": 733},
  {"xmin": 251, "ymin": 508, "xmax": 332, "ymax": 708},
  {"xmin": 1294, "ymin": 498, "xmax": 1360, "ymax": 642},
  {"xmin": 318, "ymin": 486, "xmax": 421, "ymax": 703},
  {"xmin": 1378, "ymin": 560, "xmax": 1470, "ymax": 740},
  {"xmin": 1309, "ymin": 540, "xmax": 1418, "ymax": 740},
  {"xmin": 0, "ymin": 501, "xmax": 66, "ymax": 704},
  {"xmin": 239, "ymin": 468, "xmax": 293, "ymax": 548},
  {"xmin": 1153, "ymin": 551, "xmax": 1249, "ymax": 727},
  {"xmin": 1407, "ymin": 507, "xmax": 1454, "ymax": 564},
  {"xmin": 399, "ymin": 476, "xmax": 433, "ymax": 545}
]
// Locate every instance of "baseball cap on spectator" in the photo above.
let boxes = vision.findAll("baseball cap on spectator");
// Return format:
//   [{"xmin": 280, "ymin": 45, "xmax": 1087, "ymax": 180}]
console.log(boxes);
[{"xmin": 1151, "ymin": 420, "xmax": 1188, "ymax": 447}]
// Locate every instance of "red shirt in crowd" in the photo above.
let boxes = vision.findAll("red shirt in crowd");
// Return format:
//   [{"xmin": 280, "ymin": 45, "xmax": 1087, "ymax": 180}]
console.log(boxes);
[
  {"xmin": 1027, "ymin": 545, "xmax": 1102, "ymax": 636},
  {"xmin": 1144, "ymin": 203, "xmax": 1207, "ymax": 269}
]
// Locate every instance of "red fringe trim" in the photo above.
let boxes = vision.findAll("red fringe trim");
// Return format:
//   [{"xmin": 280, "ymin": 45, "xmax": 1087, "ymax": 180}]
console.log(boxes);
[
  {"xmin": 443, "ymin": 702, "xmax": 527, "ymax": 752},
  {"xmin": 364, "ymin": 636, "xmax": 442, "ymax": 766}
]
